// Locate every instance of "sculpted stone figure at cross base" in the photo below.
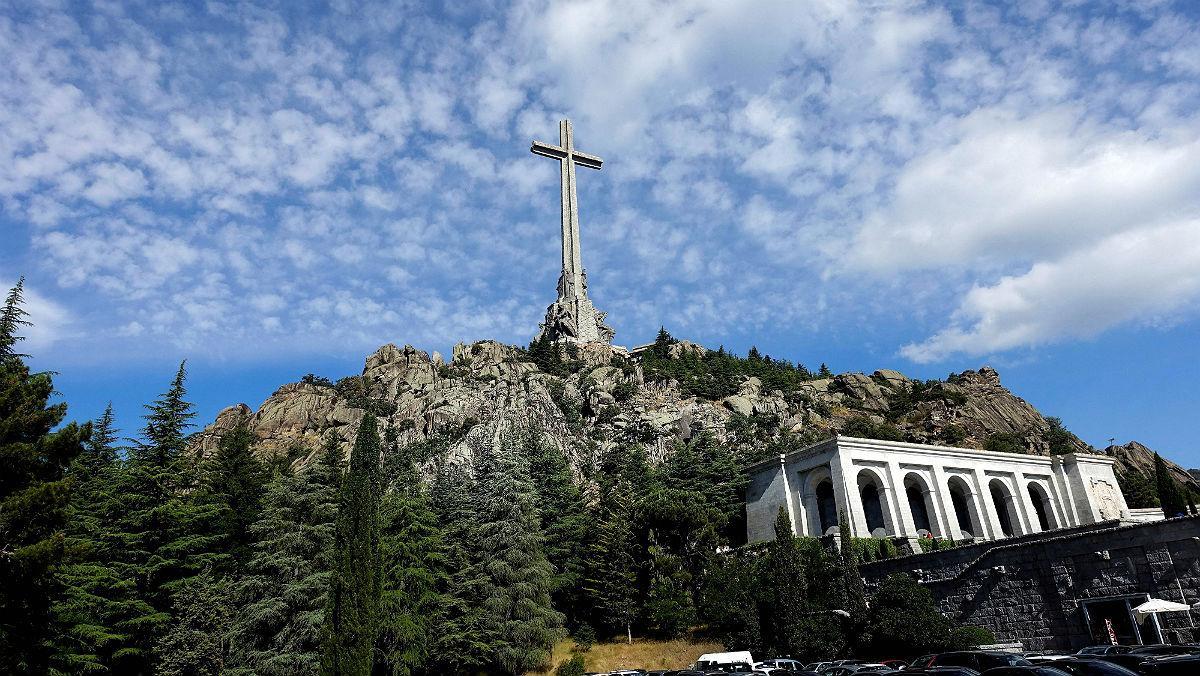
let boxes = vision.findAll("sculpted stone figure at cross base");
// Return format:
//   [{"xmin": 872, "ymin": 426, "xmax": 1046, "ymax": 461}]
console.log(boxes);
[{"xmin": 530, "ymin": 119, "xmax": 615, "ymax": 345}]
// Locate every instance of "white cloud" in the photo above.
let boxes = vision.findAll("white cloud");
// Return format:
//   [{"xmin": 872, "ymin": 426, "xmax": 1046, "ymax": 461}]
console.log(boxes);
[{"xmin": 901, "ymin": 220, "xmax": 1200, "ymax": 362}]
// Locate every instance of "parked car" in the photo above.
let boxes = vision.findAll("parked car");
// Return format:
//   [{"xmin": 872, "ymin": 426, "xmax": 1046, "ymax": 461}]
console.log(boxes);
[
  {"xmin": 1127, "ymin": 644, "xmax": 1200, "ymax": 656},
  {"xmin": 807, "ymin": 664, "xmax": 834, "ymax": 673},
  {"xmin": 903, "ymin": 668, "xmax": 981, "ymax": 676},
  {"xmin": 909, "ymin": 655, "xmax": 937, "ymax": 670},
  {"xmin": 880, "ymin": 659, "xmax": 908, "ymax": 670},
  {"xmin": 759, "ymin": 659, "xmax": 807, "ymax": 672},
  {"xmin": 1045, "ymin": 658, "xmax": 1139, "ymax": 676},
  {"xmin": 1083, "ymin": 653, "xmax": 1151, "ymax": 672},
  {"xmin": 977, "ymin": 667, "xmax": 1072, "ymax": 676},
  {"xmin": 1139, "ymin": 654, "xmax": 1200, "ymax": 675},
  {"xmin": 1074, "ymin": 646, "xmax": 1131, "ymax": 656},
  {"xmin": 822, "ymin": 664, "xmax": 891, "ymax": 676},
  {"xmin": 928, "ymin": 652, "xmax": 1032, "ymax": 672}
]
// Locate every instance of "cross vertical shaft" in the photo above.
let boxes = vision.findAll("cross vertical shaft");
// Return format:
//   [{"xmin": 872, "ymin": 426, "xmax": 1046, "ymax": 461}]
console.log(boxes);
[{"xmin": 530, "ymin": 119, "xmax": 614, "ymax": 344}]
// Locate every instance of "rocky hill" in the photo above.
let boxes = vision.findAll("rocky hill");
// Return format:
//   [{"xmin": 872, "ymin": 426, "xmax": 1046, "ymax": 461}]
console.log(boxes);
[{"xmin": 189, "ymin": 336, "xmax": 1196, "ymax": 507}]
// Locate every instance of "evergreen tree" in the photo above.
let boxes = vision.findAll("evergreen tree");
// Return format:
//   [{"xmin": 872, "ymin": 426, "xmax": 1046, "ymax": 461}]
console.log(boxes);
[
  {"xmin": 0, "ymin": 278, "xmax": 91, "ymax": 674},
  {"xmin": 524, "ymin": 434, "xmax": 591, "ymax": 629},
  {"xmin": 1154, "ymin": 453, "xmax": 1188, "ymax": 518},
  {"xmin": 473, "ymin": 428, "xmax": 563, "ymax": 673},
  {"xmin": 428, "ymin": 461, "xmax": 487, "ymax": 672},
  {"xmin": 583, "ymin": 465, "xmax": 640, "ymax": 643},
  {"xmin": 50, "ymin": 405, "xmax": 152, "ymax": 674},
  {"xmin": 207, "ymin": 416, "xmax": 268, "ymax": 571},
  {"xmin": 819, "ymin": 363, "xmax": 833, "ymax": 378},
  {"xmin": 322, "ymin": 414, "xmax": 383, "ymax": 676},
  {"xmin": 838, "ymin": 511, "xmax": 869, "ymax": 651},
  {"xmin": 110, "ymin": 362, "xmax": 226, "ymax": 670},
  {"xmin": 758, "ymin": 507, "xmax": 809, "ymax": 655},
  {"xmin": 651, "ymin": 326, "xmax": 674, "ymax": 358},
  {"xmin": 228, "ymin": 434, "xmax": 342, "ymax": 675},
  {"xmin": 376, "ymin": 436, "xmax": 448, "ymax": 676},
  {"xmin": 155, "ymin": 569, "xmax": 232, "ymax": 676},
  {"xmin": 645, "ymin": 546, "xmax": 695, "ymax": 639}
]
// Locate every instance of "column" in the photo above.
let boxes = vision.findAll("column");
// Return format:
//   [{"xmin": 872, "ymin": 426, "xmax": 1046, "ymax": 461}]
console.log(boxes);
[
  {"xmin": 885, "ymin": 461, "xmax": 916, "ymax": 537},
  {"xmin": 973, "ymin": 468, "xmax": 1004, "ymax": 539},
  {"xmin": 929, "ymin": 464, "xmax": 958, "ymax": 539},
  {"xmin": 831, "ymin": 453, "xmax": 867, "ymax": 536},
  {"xmin": 778, "ymin": 455, "xmax": 799, "ymax": 536},
  {"xmin": 1013, "ymin": 471, "xmax": 1039, "ymax": 534}
]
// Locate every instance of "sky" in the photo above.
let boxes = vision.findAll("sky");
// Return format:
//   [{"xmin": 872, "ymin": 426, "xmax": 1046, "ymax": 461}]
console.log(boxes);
[{"xmin": 2, "ymin": 0, "xmax": 1199, "ymax": 466}]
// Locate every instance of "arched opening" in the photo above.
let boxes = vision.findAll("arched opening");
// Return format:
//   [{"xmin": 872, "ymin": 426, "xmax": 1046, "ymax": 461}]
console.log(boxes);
[
  {"xmin": 861, "ymin": 482, "xmax": 885, "ymax": 535},
  {"xmin": 815, "ymin": 480, "xmax": 838, "ymax": 535},
  {"xmin": 947, "ymin": 477, "xmax": 979, "ymax": 539},
  {"xmin": 989, "ymin": 479, "xmax": 1020, "ymax": 537},
  {"xmin": 1027, "ymin": 482, "xmax": 1057, "ymax": 531},
  {"xmin": 904, "ymin": 473, "xmax": 934, "ymax": 535}
]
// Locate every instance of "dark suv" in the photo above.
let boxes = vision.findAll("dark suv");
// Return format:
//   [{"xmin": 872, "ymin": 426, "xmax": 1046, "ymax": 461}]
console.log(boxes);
[{"xmin": 930, "ymin": 652, "xmax": 1033, "ymax": 671}]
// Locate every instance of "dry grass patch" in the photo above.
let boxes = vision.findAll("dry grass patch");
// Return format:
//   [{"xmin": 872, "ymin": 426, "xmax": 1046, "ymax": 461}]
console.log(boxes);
[{"xmin": 532, "ymin": 637, "xmax": 725, "ymax": 674}]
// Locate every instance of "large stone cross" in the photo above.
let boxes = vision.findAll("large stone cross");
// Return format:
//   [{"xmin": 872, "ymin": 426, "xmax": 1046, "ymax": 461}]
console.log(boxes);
[{"xmin": 530, "ymin": 119, "xmax": 614, "ymax": 344}]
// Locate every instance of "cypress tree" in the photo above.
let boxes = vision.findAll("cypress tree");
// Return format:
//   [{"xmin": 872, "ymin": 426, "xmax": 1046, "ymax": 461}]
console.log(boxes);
[
  {"xmin": 208, "ymin": 416, "xmax": 268, "ymax": 572},
  {"xmin": 376, "ymin": 436, "xmax": 448, "ymax": 675},
  {"xmin": 839, "ymin": 510, "xmax": 869, "ymax": 652},
  {"xmin": 1154, "ymin": 452, "xmax": 1187, "ymax": 518},
  {"xmin": 228, "ymin": 435, "xmax": 342, "ymax": 675},
  {"xmin": 473, "ymin": 428, "xmax": 563, "ymax": 673},
  {"xmin": 759, "ymin": 507, "xmax": 809, "ymax": 655},
  {"xmin": 322, "ymin": 414, "xmax": 383, "ymax": 676},
  {"xmin": 0, "ymin": 278, "xmax": 91, "ymax": 674}
]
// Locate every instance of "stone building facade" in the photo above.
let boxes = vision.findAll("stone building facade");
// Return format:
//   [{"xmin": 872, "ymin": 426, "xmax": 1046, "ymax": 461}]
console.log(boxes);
[
  {"xmin": 860, "ymin": 517, "xmax": 1200, "ymax": 650},
  {"xmin": 745, "ymin": 436, "xmax": 1132, "ymax": 545}
]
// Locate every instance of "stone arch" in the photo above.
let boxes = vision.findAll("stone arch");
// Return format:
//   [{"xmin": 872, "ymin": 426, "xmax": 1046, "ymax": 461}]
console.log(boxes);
[
  {"xmin": 1027, "ymin": 481, "xmax": 1058, "ymax": 531},
  {"xmin": 989, "ymin": 478, "xmax": 1022, "ymax": 538},
  {"xmin": 903, "ymin": 472, "xmax": 936, "ymax": 536},
  {"xmin": 856, "ymin": 468, "xmax": 893, "ymax": 537},
  {"xmin": 804, "ymin": 467, "xmax": 839, "ymax": 536},
  {"xmin": 946, "ymin": 475, "xmax": 983, "ymax": 540}
]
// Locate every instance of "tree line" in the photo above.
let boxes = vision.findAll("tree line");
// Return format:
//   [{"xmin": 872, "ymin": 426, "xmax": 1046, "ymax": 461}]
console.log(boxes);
[{"xmin": 2, "ymin": 278, "xmax": 991, "ymax": 675}]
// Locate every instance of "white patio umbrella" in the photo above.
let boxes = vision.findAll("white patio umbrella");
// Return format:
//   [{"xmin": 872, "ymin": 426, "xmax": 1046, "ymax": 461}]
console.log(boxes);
[{"xmin": 1133, "ymin": 598, "xmax": 1190, "ymax": 625}]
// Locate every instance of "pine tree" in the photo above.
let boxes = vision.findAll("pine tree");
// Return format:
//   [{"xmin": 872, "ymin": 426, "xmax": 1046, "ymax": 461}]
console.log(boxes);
[
  {"xmin": 322, "ymin": 414, "xmax": 383, "ymax": 676},
  {"xmin": 227, "ymin": 434, "xmax": 342, "ymax": 675},
  {"xmin": 155, "ymin": 569, "xmax": 232, "ymax": 676},
  {"xmin": 207, "ymin": 416, "xmax": 268, "ymax": 572},
  {"xmin": 110, "ymin": 362, "xmax": 226, "ymax": 670},
  {"xmin": 473, "ymin": 428, "xmax": 563, "ymax": 673},
  {"xmin": 376, "ymin": 436, "xmax": 448, "ymax": 676},
  {"xmin": 524, "ymin": 433, "xmax": 591, "ymax": 629},
  {"xmin": 645, "ymin": 546, "xmax": 695, "ymax": 639},
  {"xmin": 1154, "ymin": 453, "xmax": 1187, "ymax": 518},
  {"xmin": 428, "ymin": 461, "xmax": 488, "ymax": 672},
  {"xmin": 819, "ymin": 363, "xmax": 833, "ymax": 378},
  {"xmin": 583, "ymin": 467, "xmax": 640, "ymax": 643},
  {"xmin": 50, "ymin": 405, "xmax": 152, "ymax": 674},
  {"xmin": 0, "ymin": 278, "xmax": 92, "ymax": 674},
  {"xmin": 838, "ymin": 510, "xmax": 869, "ymax": 651}
]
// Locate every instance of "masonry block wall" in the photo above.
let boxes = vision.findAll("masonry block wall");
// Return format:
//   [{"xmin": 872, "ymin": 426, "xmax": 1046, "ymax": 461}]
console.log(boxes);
[{"xmin": 861, "ymin": 517, "xmax": 1200, "ymax": 651}]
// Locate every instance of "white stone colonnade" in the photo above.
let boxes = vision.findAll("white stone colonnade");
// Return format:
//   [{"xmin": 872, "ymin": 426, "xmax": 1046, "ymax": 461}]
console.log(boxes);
[{"xmin": 745, "ymin": 436, "xmax": 1131, "ymax": 544}]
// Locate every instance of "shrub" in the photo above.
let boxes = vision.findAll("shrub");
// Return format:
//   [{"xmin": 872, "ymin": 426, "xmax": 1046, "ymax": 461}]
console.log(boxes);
[{"xmin": 555, "ymin": 654, "xmax": 585, "ymax": 676}]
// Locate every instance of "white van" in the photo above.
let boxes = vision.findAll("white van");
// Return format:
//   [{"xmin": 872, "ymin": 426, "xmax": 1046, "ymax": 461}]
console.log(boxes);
[{"xmin": 694, "ymin": 651, "xmax": 755, "ymax": 672}]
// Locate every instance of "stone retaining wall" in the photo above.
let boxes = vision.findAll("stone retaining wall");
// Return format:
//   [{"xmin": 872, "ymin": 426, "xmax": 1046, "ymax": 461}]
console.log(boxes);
[{"xmin": 861, "ymin": 516, "xmax": 1200, "ymax": 651}]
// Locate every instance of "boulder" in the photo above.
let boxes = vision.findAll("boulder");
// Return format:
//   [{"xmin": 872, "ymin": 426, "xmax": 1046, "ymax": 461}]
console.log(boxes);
[{"xmin": 722, "ymin": 395, "xmax": 754, "ymax": 417}]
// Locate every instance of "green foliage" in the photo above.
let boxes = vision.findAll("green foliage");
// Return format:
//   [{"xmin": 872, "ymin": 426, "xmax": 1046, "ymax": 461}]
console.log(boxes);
[
  {"xmin": 841, "ymin": 416, "xmax": 904, "ymax": 442},
  {"xmin": 301, "ymin": 373, "xmax": 335, "ymax": 387},
  {"xmin": 1117, "ymin": 469, "xmax": 1159, "ymax": 509},
  {"xmin": 861, "ymin": 574, "xmax": 953, "ymax": 658},
  {"xmin": 227, "ymin": 436, "xmax": 341, "ymax": 675},
  {"xmin": 110, "ymin": 362, "xmax": 228, "ymax": 671},
  {"xmin": 758, "ymin": 508, "xmax": 808, "ymax": 655},
  {"xmin": 334, "ymin": 375, "xmax": 398, "ymax": 417},
  {"xmin": 207, "ymin": 417, "xmax": 268, "ymax": 572},
  {"xmin": 473, "ymin": 429, "xmax": 563, "ymax": 674},
  {"xmin": 640, "ymin": 328, "xmax": 814, "ymax": 400},
  {"xmin": 984, "ymin": 432, "xmax": 1025, "ymax": 455},
  {"xmin": 582, "ymin": 447, "xmax": 641, "ymax": 642},
  {"xmin": 0, "ymin": 279, "xmax": 91, "ymax": 674},
  {"xmin": 939, "ymin": 424, "xmax": 967, "ymax": 445},
  {"xmin": 525, "ymin": 435, "xmax": 591, "ymax": 630},
  {"xmin": 555, "ymin": 653, "xmax": 586, "ymax": 676},
  {"xmin": 948, "ymin": 625, "xmax": 997, "ymax": 650},
  {"xmin": 1045, "ymin": 417, "xmax": 1081, "ymax": 455},
  {"xmin": 376, "ymin": 434, "xmax": 449, "ymax": 676},
  {"xmin": 645, "ymin": 548, "xmax": 695, "ymax": 638},
  {"xmin": 1154, "ymin": 452, "xmax": 1188, "ymax": 518},
  {"xmin": 884, "ymin": 380, "xmax": 966, "ymax": 420},
  {"xmin": 155, "ymin": 570, "xmax": 232, "ymax": 676},
  {"xmin": 322, "ymin": 414, "xmax": 383, "ymax": 676}
]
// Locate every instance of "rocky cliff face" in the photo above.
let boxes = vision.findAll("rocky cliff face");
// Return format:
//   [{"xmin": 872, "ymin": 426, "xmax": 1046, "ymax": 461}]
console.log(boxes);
[{"xmin": 189, "ymin": 339, "xmax": 1195, "ymax": 499}]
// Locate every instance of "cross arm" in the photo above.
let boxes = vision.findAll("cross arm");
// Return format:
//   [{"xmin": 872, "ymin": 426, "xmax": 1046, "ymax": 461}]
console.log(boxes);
[
  {"xmin": 531, "ymin": 140, "xmax": 567, "ymax": 160},
  {"xmin": 571, "ymin": 151, "xmax": 603, "ymax": 170}
]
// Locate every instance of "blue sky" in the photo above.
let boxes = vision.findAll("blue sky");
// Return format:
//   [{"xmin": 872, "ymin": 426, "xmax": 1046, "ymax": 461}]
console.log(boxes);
[{"xmin": 2, "ymin": 0, "xmax": 1199, "ymax": 466}]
